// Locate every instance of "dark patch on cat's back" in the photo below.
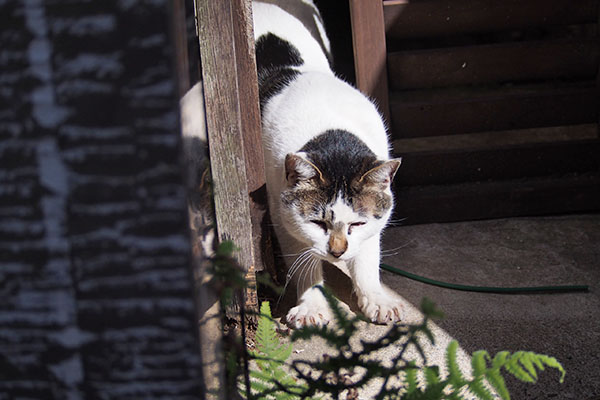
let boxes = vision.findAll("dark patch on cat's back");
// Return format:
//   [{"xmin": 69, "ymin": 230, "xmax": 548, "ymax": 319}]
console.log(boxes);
[
  {"xmin": 256, "ymin": 33, "xmax": 303, "ymax": 71},
  {"xmin": 256, "ymin": 33, "xmax": 303, "ymax": 109},
  {"xmin": 258, "ymin": 67, "xmax": 300, "ymax": 109}
]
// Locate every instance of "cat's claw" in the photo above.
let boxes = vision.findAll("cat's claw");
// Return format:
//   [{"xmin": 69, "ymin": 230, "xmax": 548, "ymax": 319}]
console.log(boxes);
[
  {"xmin": 286, "ymin": 304, "xmax": 331, "ymax": 329},
  {"xmin": 358, "ymin": 294, "xmax": 404, "ymax": 324}
]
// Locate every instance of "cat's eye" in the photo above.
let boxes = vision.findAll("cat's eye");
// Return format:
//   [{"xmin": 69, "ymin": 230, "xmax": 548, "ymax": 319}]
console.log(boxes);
[
  {"xmin": 348, "ymin": 221, "xmax": 366, "ymax": 234},
  {"xmin": 310, "ymin": 220, "xmax": 328, "ymax": 231}
]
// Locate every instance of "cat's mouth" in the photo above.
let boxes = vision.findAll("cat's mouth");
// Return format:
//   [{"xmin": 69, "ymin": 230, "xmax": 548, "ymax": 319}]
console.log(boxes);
[{"xmin": 314, "ymin": 250, "xmax": 350, "ymax": 263}]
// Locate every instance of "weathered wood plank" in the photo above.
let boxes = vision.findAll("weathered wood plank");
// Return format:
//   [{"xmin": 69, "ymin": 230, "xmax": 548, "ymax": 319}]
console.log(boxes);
[
  {"xmin": 393, "ymin": 124, "xmax": 598, "ymax": 153},
  {"xmin": 172, "ymin": 0, "xmax": 191, "ymax": 96},
  {"xmin": 395, "ymin": 139, "xmax": 600, "ymax": 186},
  {"xmin": 388, "ymin": 39, "xmax": 600, "ymax": 90},
  {"xmin": 231, "ymin": 0, "xmax": 275, "ymax": 286},
  {"xmin": 390, "ymin": 83, "xmax": 598, "ymax": 138},
  {"xmin": 180, "ymin": 82, "xmax": 225, "ymax": 400},
  {"xmin": 174, "ymin": 0, "xmax": 227, "ymax": 397},
  {"xmin": 196, "ymin": 0, "xmax": 261, "ymax": 323},
  {"xmin": 349, "ymin": 0, "xmax": 390, "ymax": 123},
  {"xmin": 394, "ymin": 172, "xmax": 600, "ymax": 225},
  {"xmin": 384, "ymin": 0, "xmax": 598, "ymax": 39},
  {"xmin": 196, "ymin": 1, "xmax": 255, "ymax": 272}
]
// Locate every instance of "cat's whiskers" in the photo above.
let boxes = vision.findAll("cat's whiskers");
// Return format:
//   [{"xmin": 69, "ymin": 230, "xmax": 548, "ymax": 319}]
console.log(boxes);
[
  {"xmin": 380, "ymin": 239, "xmax": 416, "ymax": 258},
  {"xmin": 381, "ymin": 239, "xmax": 415, "ymax": 255},
  {"xmin": 386, "ymin": 217, "xmax": 408, "ymax": 227},
  {"xmin": 278, "ymin": 246, "xmax": 312, "ymax": 258},
  {"xmin": 276, "ymin": 248, "xmax": 316, "ymax": 307},
  {"xmin": 301, "ymin": 257, "xmax": 320, "ymax": 298}
]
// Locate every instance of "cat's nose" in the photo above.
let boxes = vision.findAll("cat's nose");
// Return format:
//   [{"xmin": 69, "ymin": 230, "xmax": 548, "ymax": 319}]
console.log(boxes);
[
  {"xmin": 328, "ymin": 232, "xmax": 347, "ymax": 258},
  {"xmin": 329, "ymin": 249, "xmax": 345, "ymax": 258}
]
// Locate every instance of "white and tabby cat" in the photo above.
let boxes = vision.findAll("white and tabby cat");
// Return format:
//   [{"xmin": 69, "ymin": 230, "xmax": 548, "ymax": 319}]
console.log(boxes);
[{"xmin": 253, "ymin": 0, "xmax": 403, "ymax": 328}]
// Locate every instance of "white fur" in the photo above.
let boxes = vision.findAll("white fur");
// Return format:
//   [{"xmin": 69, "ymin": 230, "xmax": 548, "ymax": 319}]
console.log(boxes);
[{"xmin": 253, "ymin": 0, "xmax": 402, "ymax": 327}]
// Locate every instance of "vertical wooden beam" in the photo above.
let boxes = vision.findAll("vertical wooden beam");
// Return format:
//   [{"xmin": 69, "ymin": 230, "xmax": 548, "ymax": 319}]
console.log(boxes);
[
  {"xmin": 349, "ymin": 0, "xmax": 390, "ymax": 124},
  {"xmin": 196, "ymin": 0, "xmax": 262, "ymax": 315},
  {"xmin": 231, "ymin": 0, "xmax": 276, "ymax": 303},
  {"xmin": 597, "ymin": 1, "xmax": 600, "ymax": 138},
  {"xmin": 171, "ymin": 0, "xmax": 190, "ymax": 96},
  {"xmin": 172, "ymin": 1, "xmax": 226, "ymax": 398}
]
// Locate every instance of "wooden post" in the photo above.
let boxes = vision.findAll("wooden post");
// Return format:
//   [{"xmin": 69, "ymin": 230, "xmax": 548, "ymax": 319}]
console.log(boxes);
[
  {"xmin": 171, "ymin": 0, "xmax": 190, "ymax": 97},
  {"xmin": 230, "ymin": 0, "xmax": 276, "ymax": 302},
  {"xmin": 196, "ymin": 0, "xmax": 265, "ymax": 317},
  {"xmin": 349, "ymin": 0, "xmax": 391, "ymax": 124},
  {"xmin": 171, "ymin": 1, "xmax": 227, "ymax": 398}
]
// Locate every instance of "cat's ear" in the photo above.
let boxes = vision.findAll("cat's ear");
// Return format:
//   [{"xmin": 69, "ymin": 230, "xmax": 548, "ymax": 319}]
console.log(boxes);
[
  {"xmin": 359, "ymin": 158, "xmax": 402, "ymax": 186},
  {"xmin": 284, "ymin": 153, "xmax": 324, "ymax": 186}
]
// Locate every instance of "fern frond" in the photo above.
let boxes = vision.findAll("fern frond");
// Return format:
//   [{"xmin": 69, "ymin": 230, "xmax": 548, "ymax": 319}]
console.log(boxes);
[
  {"xmin": 518, "ymin": 353, "xmax": 540, "ymax": 381},
  {"xmin": 505, "ymin": 352, "xmax": 566, "ymax": 384},
  {"xmin": 468, "ymin": 377, "xmax": 495, "ymax": 400},
  {"xmin": 404, "ymin": 361, "xmax": 418, "ymax": 395},
  {"xmin": 492, "ymin": 351, "xmax": 510, "ymax": 369},
  {"xmin": 536, "ymin": 354, "xmax": 565, "ymax": 383},
  {"xmin": 418, "ymin": 366, "xmax": 446, "ymax": 399},
  {"xmin": 485, "ymin": 367, "xmax": 510, "ymax": 400},
  {"xmin": 471, "ymin": 350, "xmax": 490, "ymax": 378},
  {"xmin": 446, "ymin": 340, "xmax": 466, "ymax": 389},
  {"xmin": 505, "ymin": 352, "xmax": 535, "ymax": 383},
  {"xmin": 247, "ymin": 301, "xmax": 305, "ymax": 400},
  {"xmin": 424, "ymin": 365, "xmax": 440, "ymax": 387}
]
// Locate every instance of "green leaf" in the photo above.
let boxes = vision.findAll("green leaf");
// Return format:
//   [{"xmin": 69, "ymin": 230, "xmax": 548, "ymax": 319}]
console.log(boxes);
[
  {"xmin": 216, "ymin": 240, "xmax": 237, "ymax": 257},
  {"xmin": 516, "ymin": 352, "xmax": 538, "ymax": 382},
  {"xmin": 504, "ymin": 352, "xmax": 566, "ymax": 385},
  {"xmin": 424, "ymin": 366, "xmax": 440, "ymax": 387},
  {"xmin": 468, "ymin": 377, "xmax": 495, "ymax": 400},
  {"xmin": 486, "ymin": 368, "xmax": 510, "ymax": 400},
  {"xmin": 405, "ymin": 361, "xmax": 418, "ymax": 395},
  {"xmin": 538, "ymin": 354, "xmax": 566, "ymax": 384},
  {"xmin": 492, "ymin": 351, "xmax": 510, "ymax": 369},
  {"xmin": 249, "ymin": 301, "xmax": 302, "ymax": 399},
  {"xmin": 420, "ymin": 297, "xmax": 444, "ymax": 319},
  {"xmin": 505, "ymin": 352, "xmax": 535, "ymax": 383},
  {"xmin": 446, "ymin": 340, "xmax": 465, "ymax": 389},
  {"xmin": 471, "ymin": 350, "xmax": 490, "ymax": 378}
]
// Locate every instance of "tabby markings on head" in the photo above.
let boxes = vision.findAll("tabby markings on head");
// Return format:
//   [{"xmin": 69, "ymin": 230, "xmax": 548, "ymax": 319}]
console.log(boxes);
[{"xmin": 282, "ymin": 130, "xmax": 397, "ymax": 220}]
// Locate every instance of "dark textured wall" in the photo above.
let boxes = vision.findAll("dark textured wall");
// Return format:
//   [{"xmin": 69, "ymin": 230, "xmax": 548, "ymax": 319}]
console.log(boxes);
[{"xmin": 1, "ymin": 0, "xmax": 202, "ymax": 398}]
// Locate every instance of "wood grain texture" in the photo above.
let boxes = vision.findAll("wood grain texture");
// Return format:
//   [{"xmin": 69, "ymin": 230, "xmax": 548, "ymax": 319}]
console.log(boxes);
[
  {"xmin": 395, "ymin": 139, "xmax": 600, "ymax": 186},
  {"xmin": 390, "ymin": 83, "xmax": 598, "ymax": 138},
  {"xmin": 172, "ymin": 0, "xmax": 191, "ymax": 96},
  {"xmin": 231, "ymin": 0, "xmax": 275, "ymax": 280},
  {"xmin": 388, "ymin": 39, "xmax": 600, "ymax": 90},
  {"xmin": 394, "ymin": 173, "xmax": 600, "ymax": 225},
  {"xmin": 197, "ymin": 1, "xmax": 255, "ymax": 272},
  {"xmin": 196, "ymin": 0, "xmax": 262, "ymax": 320},
  {"xmin": 384, "ymin": 0, "xmax": 599, "ymax": 39},
  {"xmin": 349, "ymin": 0, "xmax": 390, "ymax": 123}
]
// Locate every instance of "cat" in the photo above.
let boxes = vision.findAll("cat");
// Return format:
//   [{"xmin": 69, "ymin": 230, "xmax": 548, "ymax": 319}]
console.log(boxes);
[{"xmin": 253, "ymin": 0, "xmax": 403, "ymax": 328}]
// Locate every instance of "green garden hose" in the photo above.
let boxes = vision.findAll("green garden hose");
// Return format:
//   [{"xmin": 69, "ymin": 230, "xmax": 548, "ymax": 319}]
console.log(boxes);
[{"xmin": 380, "ymin": 263, "xmax": 589, "ymax": 294}]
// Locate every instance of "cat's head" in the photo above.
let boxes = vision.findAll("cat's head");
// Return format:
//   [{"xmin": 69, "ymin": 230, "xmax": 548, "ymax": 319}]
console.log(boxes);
[{"xmin": 280, "ymin": 151, "xmax": 401, "ymax": 262}]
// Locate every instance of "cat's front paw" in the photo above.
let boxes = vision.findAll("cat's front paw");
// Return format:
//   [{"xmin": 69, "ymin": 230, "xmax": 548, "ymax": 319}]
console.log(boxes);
[
  {"xmin": 358, "ymin": 293, "xmax": 404, "ymax": 324},
  {"xmin": 286, "ymin": 301, "xmax": 332, "ymax": 329}
]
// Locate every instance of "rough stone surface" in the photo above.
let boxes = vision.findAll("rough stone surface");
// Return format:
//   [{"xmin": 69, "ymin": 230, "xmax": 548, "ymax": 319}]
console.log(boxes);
[
  {"xmin": 276, "ymin": 214, "xmax": 600, "ymax": 399},
  {"xmin": 380, "ymin": 214, "xmax": 599, "ymax": 399}
]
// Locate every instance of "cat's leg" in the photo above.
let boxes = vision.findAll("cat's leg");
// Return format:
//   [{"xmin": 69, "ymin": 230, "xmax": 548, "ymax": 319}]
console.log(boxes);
[
  {"xmin": 281, "ymin": 240, "xmax": 332, "ymax": 328},
  {"xmin": 350, "ymin": 235, "xmax": 403, "ymax": 323},
  {"xmin": 286, "ymin": 275, "xmax": 333, "ymax": 328}
]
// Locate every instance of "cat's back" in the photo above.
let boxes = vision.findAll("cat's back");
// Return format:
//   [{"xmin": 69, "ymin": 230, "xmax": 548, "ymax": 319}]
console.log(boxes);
[
  {"xmin": 253, "ymin": 0, "xmax": 390, "ymax": 162},
  {"xmin": 252, "ymin": 0, "xmax": 331, "ymax": 74}
]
